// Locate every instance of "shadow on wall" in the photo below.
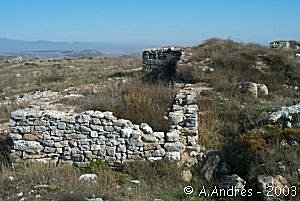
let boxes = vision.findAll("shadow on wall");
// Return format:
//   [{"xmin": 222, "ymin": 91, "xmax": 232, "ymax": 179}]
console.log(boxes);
[{"xmin": 142, "ymin": 48, "xmax": 183, "ymax": 81}]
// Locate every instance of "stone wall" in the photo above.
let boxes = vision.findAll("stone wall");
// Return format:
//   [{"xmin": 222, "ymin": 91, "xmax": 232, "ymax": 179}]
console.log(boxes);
[
  {"xmin": 270, "ymin": 40, "xmax": 300, "ymax": 50},
  {"xmin": 8, "ymin": 83, "xmax": 201, "ymax": 167},
  {"xmin": 9, "ymin": 108, "xmax": 187, "ymax": 167},
  {"xmin": 142, "ymin": 47, "xmax": 186, "ymax": 79},
  {"xmin": 168, "ymin": 84, "xmax": 199, "ymax": 147}
]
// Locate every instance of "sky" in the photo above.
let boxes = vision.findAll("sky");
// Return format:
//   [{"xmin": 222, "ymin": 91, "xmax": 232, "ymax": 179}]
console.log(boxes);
[{"xmin": 0, "ymin": 0, "xmax": 299, "ymax": 46}]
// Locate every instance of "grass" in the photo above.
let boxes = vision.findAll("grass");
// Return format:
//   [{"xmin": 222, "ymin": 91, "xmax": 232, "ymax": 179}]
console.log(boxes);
[
  {"xmin": 0, "ymin": 57, "xmax": 141, "ymax": 123},
  {"xmin": 0, "ymin": 136, "xmax": 12, "ymax": 172},
  {"xmin": 65, "ymin": 80, "xmax": 176, "ymax": 131},
  {"xmin": 180, "ymin": 38, "xmax": 300, "ymax": 96},
  {"xmin": 190, "ymin": 40, "xmax": 299, "ymax": 183},
  {"xmin": 0, "ymin": 161, "xmax": 189, "ymax": 201}
]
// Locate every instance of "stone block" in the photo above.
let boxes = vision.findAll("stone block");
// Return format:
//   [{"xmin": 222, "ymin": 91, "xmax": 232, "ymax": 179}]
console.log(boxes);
[
  {"xmin": 140, "ymin": 123, "xmax": 153, "ymax": 134},
  {"xmin": 164, "ymin": 152, "xmax": 180, "ymax": 160},
  {"xmin": 121, "ymin": 128, "xmax": 133, "ymax": 138},
  {"xmin": 90, "ymin": 131, "xmax": 98, "ymax": 138},
  {"xmin": 23, "ymin": 134, "xmax": 43, "ymax": 142},
  {"xmin": 164, "ymin": 142, "xmax": 185, "ymax": 152},
  {"xmin": 142, "ymin": 134, "xmax": 157, "ymax": 143},
  {"xmin": 152, "ymin": 148, "xmax": 166, "ymax": 157},
  {"xmin": 44, "ymin": 147, "xmax": 56, "ymax": 153},
  {"xmin": 57, "ymin": 122, "xmax": 67, "ymax": 130},
  {"xmin": 166, "ymin": 130, "xmax": 180, "ymax": 142},
  {"xmin": 117, "ymin": 144, "xmax": 126, "ymax": 153},
  {"xmin": 143, "ymin": 143, "xmax": 159, "ymax": 151},
  {"xmin": 9, "ymin": 133, "xmax": 22, "ymax": 140},
  {"xmin": 14, "ymin": 140, "xmax": 43, "ymax": 151},
  {"xmin": 168, "ymin": 111, "xmax": 184, "ymax": 125},
  {"xmin": 75, "ymin": 114, "xmax": 90, "ymax": 124}
]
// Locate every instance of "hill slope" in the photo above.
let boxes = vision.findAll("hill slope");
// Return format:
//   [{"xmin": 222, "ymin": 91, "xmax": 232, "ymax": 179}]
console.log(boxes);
[{"xmin": 0, "ymin": 37, "xmax": 152, "ymax": 53}]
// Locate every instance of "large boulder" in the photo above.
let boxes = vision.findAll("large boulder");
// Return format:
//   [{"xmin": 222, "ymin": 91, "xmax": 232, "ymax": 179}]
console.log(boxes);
[
  {"xmin": 257, "ymin": 174, "xmax": 288, "ymax": 200},
  {"xmin": 198, "ymin": 151, "xmax": 231, "ymax": 182},
  {"xmin": 237, "ymin": 82, "xmax": 258, "ymax": 97},
  {"xmin": 236, "ymin": 82, "xmax": 268, "ymax": 97},
  {"xmin": 257, "ymin": 84, "xmax": 269, "ymax": 96}
]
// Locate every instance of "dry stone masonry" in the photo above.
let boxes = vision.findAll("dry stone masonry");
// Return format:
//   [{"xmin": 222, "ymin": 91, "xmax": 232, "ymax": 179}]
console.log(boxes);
[
  {"xmin": 270, "ymin": 40, "xmax": 300, "ymax": 57},
  {"xmin": 270, "ymin": 40, "xmax": 300, "ymax": 50},
  {"xmin": 8, "ymin": 83, "xmax": 201, "ymax": 166},
  {"xmin": 8, "ymin": 47, "xmax": 203, "ymax": 167},
  {"xmin": 142, "ymin": 47, "xmax": 186, "ymax": 79},
  {"xmin": 168, "ymin": 84, "xmax": 199, "ymax": 147},
  {"xmin": 9, "ymin": 108, "xmax": 184, "ymax": 167}
]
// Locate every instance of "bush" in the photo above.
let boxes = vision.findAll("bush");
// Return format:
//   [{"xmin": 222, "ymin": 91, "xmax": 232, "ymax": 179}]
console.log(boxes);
[{"xmin": 86, "ymin": 160, "xmax": 110, "ymax": 173}]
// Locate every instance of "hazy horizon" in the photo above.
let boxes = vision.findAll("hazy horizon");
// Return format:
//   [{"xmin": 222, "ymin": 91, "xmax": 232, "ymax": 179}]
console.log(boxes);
[{"xmin": 0, "ymin": 0, "xmax": 299, "ymax": 47}]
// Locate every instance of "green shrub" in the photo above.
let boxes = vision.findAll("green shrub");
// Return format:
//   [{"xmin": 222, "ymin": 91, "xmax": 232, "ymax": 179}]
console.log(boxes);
[{"xmin": 86, "ymin": 160, "xmax": 109, "ymax": 173}]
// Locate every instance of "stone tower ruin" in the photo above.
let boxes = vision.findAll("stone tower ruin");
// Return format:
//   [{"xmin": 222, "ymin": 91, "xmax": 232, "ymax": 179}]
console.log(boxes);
[{"xmin": 142, "ymin": 47, "xmax": 185, "ymax": 80}]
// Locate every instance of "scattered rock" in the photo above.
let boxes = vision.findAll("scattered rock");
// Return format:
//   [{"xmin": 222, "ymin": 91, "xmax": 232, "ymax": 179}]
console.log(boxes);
[
  {"xmin": 85, "ymin": 198, "xmax": 104, "ymax": 201},
  {"xmin": 7, "ymin": 176, "xmax": 15, "ymax": 181},
  {"xmin": 181, "ymin": 170, "xmax": 193, "ymax": 183},
  {"xmin": 130, "ymin": 180, "xmax": 141, "ymax": 185},
  {"xmin": 17, "ymin": 192, "xmax": 24, "ymax": 197},
  {"xmin": 277, "ymin": 161, "xmax": 286, "ymax": 172},
  {"xmin": 79, "ymin": 174, "xmax": 98, "ymax": 182}
]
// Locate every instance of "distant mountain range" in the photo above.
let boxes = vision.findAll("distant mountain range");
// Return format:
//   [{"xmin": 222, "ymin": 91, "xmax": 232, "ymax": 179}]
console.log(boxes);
[{"xmin": 0, "ymin": 37, "xmax": 153, "ymax": 54}]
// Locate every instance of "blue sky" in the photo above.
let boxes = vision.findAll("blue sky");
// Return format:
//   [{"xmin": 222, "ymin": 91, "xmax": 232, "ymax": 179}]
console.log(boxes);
[{"xmin": 0, "ymin": 0, "xmax": 299, "ymax": 46}]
